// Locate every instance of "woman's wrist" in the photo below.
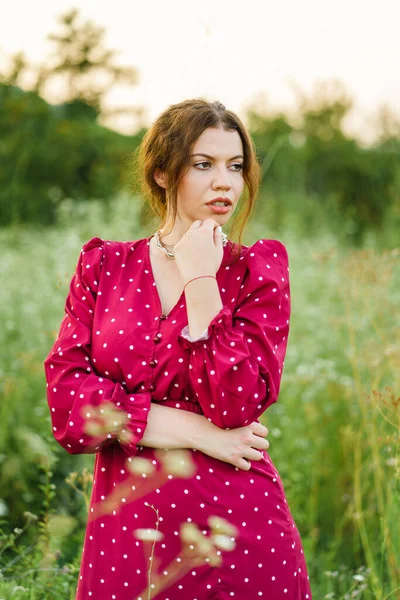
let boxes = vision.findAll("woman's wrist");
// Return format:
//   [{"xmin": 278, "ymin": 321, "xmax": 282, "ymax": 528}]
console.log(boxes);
[
  {"xmin": 188, "ymin": 412, "xmax": 219, "ymax": 452},
  {"xmin": 183, "ymin": 274, "xmax": 216, "ymax": 292}
]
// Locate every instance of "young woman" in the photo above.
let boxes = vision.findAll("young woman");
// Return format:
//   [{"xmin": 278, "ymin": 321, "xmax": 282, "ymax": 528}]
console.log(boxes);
[{"xmin": 44, "ymin": 99, "xmax": 312, "ymax": 599}]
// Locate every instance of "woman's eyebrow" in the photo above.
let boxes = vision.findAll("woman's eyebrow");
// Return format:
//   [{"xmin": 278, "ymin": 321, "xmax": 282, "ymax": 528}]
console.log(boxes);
[{"xmin": 191, "ymin": 153, "xmax": 244, "ymax": 160}]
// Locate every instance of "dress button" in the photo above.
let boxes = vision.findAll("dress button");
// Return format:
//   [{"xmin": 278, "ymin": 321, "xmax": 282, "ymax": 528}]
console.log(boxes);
[
  {"xmin": 149, "ymin": 384, "xmax": 155, "ymax": 392},
  {"xmin": 159, "ymin": 314, "xmax": 167, "ymax": 320},
  {"xmin": 153, "ymin": 336, "xmax": 161, "ymax": 343},
  {"xmin": 149, "ymin": 359, "xmax": 157, "ymax": 367}
]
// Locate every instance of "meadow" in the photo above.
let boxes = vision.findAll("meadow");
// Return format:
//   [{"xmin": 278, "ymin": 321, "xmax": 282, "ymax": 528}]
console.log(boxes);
[{"xmin": 0, "ymin": 193, "xmax": 399, "ymax": 599}]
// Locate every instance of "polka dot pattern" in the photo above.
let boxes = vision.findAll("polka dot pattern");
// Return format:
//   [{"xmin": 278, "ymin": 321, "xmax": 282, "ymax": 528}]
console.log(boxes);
[
  {"xmin": 44, "ymin": 236, "xmax": 312, "ymax": 599},
  {"xmin": 176, "ymin": 240, "xmax": 291, "ymax": 430}
]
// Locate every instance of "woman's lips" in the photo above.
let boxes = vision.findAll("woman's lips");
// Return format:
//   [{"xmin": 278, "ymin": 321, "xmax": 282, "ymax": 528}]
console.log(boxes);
[{"xmin": 206, "ymin": 204, "xmax": 231, "ymax": 214}]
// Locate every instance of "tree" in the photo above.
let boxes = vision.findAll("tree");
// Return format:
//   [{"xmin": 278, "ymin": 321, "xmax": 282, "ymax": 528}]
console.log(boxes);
[{"xmin": 34, "ymin": 8, "xmax": 139, "ymax": 115}]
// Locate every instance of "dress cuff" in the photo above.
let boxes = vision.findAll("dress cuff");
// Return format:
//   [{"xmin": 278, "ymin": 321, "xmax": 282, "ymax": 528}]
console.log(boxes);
[
  {"xmin": 115, "ymin": 390, "xmax": 152, "ymax": 453},
  {"xmin": 178, "ymin": 305, "xmax": 232, "ymax": 350},
  {"xmin": 180, "ymin": 324, "xmax": 210, "ymax": 342}
]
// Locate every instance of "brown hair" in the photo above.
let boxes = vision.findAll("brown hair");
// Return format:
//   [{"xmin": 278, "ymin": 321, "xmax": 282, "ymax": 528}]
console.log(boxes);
[{"xmin": 132, "ymin": 98, "xmax": 261, "ymax": 262}]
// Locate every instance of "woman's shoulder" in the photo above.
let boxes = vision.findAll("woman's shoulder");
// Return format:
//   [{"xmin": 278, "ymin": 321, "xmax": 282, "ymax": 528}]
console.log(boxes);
[
  {"xmin": 245, "ymin": 237, "xmax": 288, "ymax": 257},
  {"xmin": 80, "ymin": 235, "xmax": 148, "ymax": 256},
  {"xmin": 227, "ymin": 237, "xmax": 288, "ymax": 267},
  {"xmin": 77, "ymin": 237, "xmax": 149, "ymax": 281},
  {"xmin": 81, "ymin": 236, "xmax": 105, "ymax": 253},
  {"xmin": 246, "ymin": 239, "xmax": 289, "ymax": 278}
]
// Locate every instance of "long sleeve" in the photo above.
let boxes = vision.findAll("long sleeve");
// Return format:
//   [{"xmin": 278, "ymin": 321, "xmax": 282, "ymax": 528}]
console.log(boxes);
[
  {"xmin": 43, "ymin": 237, "xmax": 151, "ymax": 455},
  {"xmin": 177, "ymin": 239, "xmax": 290, "ymax": 430}
]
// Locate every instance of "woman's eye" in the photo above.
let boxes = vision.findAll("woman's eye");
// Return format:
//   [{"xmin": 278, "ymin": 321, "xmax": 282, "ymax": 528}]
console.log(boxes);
[{"xmin": 194, "ymin": 162, "xmax": 243, "ymax": 171}]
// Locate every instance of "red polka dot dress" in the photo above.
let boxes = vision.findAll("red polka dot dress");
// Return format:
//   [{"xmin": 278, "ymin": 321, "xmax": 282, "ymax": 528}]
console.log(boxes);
[{"xmin": 44, "ymin": 235, "xmax": 313, "ymax": 599}]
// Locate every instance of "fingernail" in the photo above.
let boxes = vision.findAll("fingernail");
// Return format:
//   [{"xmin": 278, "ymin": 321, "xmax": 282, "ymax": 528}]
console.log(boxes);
[{"xmin": 217, "ymin": 225, "xmax": 222, "ymax": 233}]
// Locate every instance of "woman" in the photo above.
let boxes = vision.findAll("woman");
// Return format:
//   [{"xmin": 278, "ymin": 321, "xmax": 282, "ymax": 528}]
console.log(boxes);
[{"xmin": 44, "ymin": 99, "xmax": 312, "ymax": 599}]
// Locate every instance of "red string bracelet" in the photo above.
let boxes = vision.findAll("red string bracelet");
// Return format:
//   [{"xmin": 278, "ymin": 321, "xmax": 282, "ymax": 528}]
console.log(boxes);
[{"xmin": 183, "ymin": 275, "xmax": 217, "ymax": 293}]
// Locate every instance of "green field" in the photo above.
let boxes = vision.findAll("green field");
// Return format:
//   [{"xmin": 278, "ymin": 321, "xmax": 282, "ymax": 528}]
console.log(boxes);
[{"xmin": 0, "ymin": 194, "xmax": 399, "ymax": 599}]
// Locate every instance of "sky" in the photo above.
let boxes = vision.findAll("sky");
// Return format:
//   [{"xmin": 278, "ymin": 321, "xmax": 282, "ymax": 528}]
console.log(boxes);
[{"xmin": 1, "ymin": 0, "xmax": 399, "ymax": 143}]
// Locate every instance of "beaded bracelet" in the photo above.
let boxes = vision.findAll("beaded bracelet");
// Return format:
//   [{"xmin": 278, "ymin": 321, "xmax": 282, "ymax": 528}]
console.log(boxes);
[{"xmin": 183, "ymin": 275, "xmax": 217, "ymax": 293}]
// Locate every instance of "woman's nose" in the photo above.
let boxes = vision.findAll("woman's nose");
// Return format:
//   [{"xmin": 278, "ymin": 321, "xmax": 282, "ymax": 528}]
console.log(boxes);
[{"xmin": 213, "ymin": 168, "xmax": 232, "ymax": 190}]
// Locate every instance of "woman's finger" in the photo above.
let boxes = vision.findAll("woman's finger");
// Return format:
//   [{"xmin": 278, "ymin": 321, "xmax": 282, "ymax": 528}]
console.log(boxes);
[
  {"xmin": 251, "ymin": 435, "xmax": 270, "ymax": 450},
  {"xmin": 239, "ymin": 459, "xmax": 252, "ymax": 471},
  {"xmin": 245, "ymin": 448, "xmax": 264, "ymax": 461},
  {"xmin": 213, "ymin": 224, "xmax": 222, "ymax": 246},
  {"xmin": 199, "ymin": 218, "xmax": 218, "ymax": 230},
  {"xmin": 250, "ymin": 422, "xmax": 268, "ymax": 437}
]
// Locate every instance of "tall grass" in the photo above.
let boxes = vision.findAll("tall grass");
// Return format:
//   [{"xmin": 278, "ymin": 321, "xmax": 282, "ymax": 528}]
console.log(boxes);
[{"xmin": 0, "ymin": 193, "xmax": 398, "ymax": 598}]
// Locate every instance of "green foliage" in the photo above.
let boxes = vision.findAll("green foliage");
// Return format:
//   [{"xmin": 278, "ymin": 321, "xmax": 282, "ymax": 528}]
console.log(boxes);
[
  {"xmin": 1, "ymin": 10, "xmax": 400, "ymax": 244},
  {"xmin": 0, "ymin": 471, "xmax": 80, "ymax": 599},
  {"xmin": 0, "ymin": 7, "xmax": 144, "ymax": 228},
  {"xmin": 265, "ymin": 239, "xmax": 400, "ymax": 598},
  {"xmin": 2, "ymin": 74, "xmax": 400, "ymax": 244},
  {"xmin": 40, "ymin": 8, "xmax": 138, "ymax": 111},
  {"xmin": 248, "ymin": 82, "xmax": 400, "ymax": 246},
  {"xmin": 0, "ymin": 83, "xmax": 144, "ymax": 227}
]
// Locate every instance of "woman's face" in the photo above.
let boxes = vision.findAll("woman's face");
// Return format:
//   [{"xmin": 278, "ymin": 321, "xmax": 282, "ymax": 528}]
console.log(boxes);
[{"xmin": 176, "ymin": 126, "xmax": 245, "ymax": 225}]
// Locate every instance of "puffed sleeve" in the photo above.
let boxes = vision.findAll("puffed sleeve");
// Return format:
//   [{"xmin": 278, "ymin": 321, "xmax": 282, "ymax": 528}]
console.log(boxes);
[
  {"xmin": 43, "ymin": 237, "xmax": 151, "ymax": 454},
  {"xmin": 177, "ymin": 239, "xmax": 290, "ymax": 429}
]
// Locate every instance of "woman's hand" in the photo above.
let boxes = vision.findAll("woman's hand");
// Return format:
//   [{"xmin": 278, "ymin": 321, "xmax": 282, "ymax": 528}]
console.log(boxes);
[
  {"xmin": 173, "ymin": 219, "xmax": 224, "ymax": 282},
  {"xmin": 196, "ymin": 421, "xmax": 270, "ymax": 471}
]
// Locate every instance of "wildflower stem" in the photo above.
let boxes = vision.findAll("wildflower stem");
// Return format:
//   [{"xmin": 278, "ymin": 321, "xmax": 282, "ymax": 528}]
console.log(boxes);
[{"xmin": 146, "ymin": 504, "xmax": 160, "ymax": 600}]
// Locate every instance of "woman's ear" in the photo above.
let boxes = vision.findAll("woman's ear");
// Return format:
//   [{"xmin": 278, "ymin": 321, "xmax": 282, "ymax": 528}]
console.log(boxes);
[{"xmin": 154, "ymin": 168, "xmax": 168, "ymax": 189}]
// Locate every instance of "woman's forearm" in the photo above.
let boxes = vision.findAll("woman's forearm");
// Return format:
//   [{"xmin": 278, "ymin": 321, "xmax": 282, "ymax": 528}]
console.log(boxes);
[{"xmin": 139, "ymin": 402, "xmax": 214, "ymax": 450}]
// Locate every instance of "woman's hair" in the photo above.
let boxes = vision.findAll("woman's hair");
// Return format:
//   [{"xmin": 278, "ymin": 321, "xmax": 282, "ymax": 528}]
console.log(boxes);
[{"xmin": 132, "ymin": 98, "xmax": 261, "ymax": 261}]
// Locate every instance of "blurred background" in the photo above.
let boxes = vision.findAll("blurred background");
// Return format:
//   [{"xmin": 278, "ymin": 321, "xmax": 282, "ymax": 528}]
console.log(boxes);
[{"xmin": 0, "ymin": 1, "xmax": 399, "ymax": 598}]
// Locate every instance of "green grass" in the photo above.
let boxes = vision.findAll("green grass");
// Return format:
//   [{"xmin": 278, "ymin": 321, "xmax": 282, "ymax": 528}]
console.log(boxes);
[{"xmin": 0, "ymin": 193, "xmax": 399, "ymax": 599}]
